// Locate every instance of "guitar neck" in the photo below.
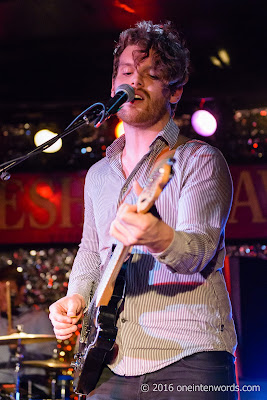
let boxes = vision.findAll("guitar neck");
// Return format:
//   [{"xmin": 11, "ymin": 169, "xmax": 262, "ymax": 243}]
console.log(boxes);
[{"xmin": 95, "ymin": 242, "xmax": 131, "ymax": 307}]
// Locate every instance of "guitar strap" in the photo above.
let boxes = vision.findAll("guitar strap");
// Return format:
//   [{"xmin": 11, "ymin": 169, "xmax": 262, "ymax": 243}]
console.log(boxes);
[
  {"xmin": 149, "ymin": 133, "xmax": 192, "ymax": 220},
  {"xmin": 153, "ymin": 133, "xmax": 192, "ymax": 167}
]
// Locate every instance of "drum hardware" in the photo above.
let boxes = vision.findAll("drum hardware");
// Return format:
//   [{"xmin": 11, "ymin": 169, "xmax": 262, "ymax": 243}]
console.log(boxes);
[
  {"xmin": 5, "ymin": 282, "xmax": 12, "ymax": 334},
  {"xmin": 22, "ymin": 359, "xmax": 72, "ymax": 400},
  {"xmin": 12, "ymin": 326, "xmax": 24, "ymax": 400},
  {"xmin": 22, "ymin": 360, "xmax": 70, "ymax": 370},
  {"xmin": 0, "ymin": 326, "xmax": 56, "ymax": 400},
  {"xmin": 0, "ymin": 331, "xmax": 56, "ymax": 346},
  {"xmin": 51, "ymin": 376, "xmax": 56, "ymax": 400},
  {"xmin": 57, "ymin": 375, "xmax": 73, "ymax": 400},
  {"xmin": 27, "ymin": 381, "xmax": 32, "ymax": 400},
  {"xmin": 1, "ymin": 281, "xmax": 60, "ymax": 400}
]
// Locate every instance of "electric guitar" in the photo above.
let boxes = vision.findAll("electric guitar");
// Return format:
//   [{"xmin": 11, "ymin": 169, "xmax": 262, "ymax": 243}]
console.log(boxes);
[{"xmin": 72, "ymin": 158, "xmax": 175, "ymax": 395}]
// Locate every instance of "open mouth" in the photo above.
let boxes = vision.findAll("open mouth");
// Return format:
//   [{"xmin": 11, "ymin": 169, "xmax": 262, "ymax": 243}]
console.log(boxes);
[{"xmin": 130, "ymin": 94, "xmax": 144, "ymax": 103}]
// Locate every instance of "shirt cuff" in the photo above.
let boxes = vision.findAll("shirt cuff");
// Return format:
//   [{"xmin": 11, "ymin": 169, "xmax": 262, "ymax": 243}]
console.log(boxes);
[
  {"xmin": 151, "ymin": 229, "xmax": 198, "ymax": 274},
  {"xmin": 151, "ymin": 227, "xmax": 178, "ymax": 262}
]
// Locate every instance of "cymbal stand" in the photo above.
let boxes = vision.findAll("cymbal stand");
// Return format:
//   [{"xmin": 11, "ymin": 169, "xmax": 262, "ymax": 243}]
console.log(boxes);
[
  {"xmin": 13, "ymin": 326, "xmax": 24, "ymax": 400},
  {"xmin": 51, "ymin": 373, "xmax": 57, "ymax": 400},
  {"xmin": 27, "ymin": 380, "xmax": 32, "ymax": 400},
  {"xmin": 13, "ymin": 344, "xmax": 22, "ymax": 400},
  {"xmin": 5, "ymin": 282, "xmax": 22, "ymax": 400}
]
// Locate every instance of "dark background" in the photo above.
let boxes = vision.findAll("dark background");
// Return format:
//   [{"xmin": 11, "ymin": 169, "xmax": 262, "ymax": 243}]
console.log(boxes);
[
  {"xmin": 0, "ymin": 0, "xmax": 266, "ymax": 105},
  {"xmin": 0, "ymin": 3, "xmax": 266, "ymax": 394},
  {"xmin": 0, "ymin": 0, "xmax": 266, "ymax": 172}
]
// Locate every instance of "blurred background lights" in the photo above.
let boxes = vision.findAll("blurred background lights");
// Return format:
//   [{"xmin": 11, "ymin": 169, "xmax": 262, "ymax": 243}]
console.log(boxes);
[
  {"xmin": 191, "ymin": 110, "xmax": 217, "ymax": 136},
  {"xmin": 34, "ymin": 129, "xmax": 62, "ymax": 153},
  {"xmin": 115, "ymin": 120, "xmax": 125, "ymax": 138},
  {"xmin": 218, "ymin": 49, "xmax": 230, "ymax": 66},
  {"xmin": 210, "ymin": 56, "xmax": 223, "ymax": 68},
  {"xmin": 210, "ymin": 49, "xmax": 230, "ymax": 68}
]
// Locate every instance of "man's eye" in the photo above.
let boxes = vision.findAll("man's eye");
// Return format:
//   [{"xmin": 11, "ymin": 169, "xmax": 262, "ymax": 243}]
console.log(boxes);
[
  {"xmin": 123, "ymin": 72, "xmax": 132, "ymax": 76},
  {"xmin": 149, "ymin": 74, "xmax": 159, "ymax": 80}
]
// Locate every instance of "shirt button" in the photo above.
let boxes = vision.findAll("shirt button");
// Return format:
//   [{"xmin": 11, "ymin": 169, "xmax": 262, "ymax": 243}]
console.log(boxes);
[{"xmin": 122, "ymin": 187, "xmax": 128, "ymax": 193}]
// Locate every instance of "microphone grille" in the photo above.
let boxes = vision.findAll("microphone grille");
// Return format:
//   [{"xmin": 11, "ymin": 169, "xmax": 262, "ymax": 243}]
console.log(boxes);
[{"xmin": 115, "ymin": 84, "xmax": 135, "ymax": 102}]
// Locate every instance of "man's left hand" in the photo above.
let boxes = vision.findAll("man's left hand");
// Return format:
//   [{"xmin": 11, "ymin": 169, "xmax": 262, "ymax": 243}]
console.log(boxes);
[{"xmin": 109, "ymin": 203, "xmax": 174, "ymax": 254}]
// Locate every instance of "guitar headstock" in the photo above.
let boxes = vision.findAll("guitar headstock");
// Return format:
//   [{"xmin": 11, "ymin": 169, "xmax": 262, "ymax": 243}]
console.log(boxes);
[{"xmin": 137, "ymin": 158, "xmax": 175, "ymax": 214}]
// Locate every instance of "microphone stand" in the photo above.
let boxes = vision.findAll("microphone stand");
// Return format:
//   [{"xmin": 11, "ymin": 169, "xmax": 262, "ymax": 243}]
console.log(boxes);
[{"xmin": 0, "ymin": 102, "xmax": 106, "ymax": 181}]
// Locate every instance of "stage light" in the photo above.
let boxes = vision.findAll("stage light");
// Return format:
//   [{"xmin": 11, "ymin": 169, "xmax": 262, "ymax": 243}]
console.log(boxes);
[
  {"xmin": 34, "ymin": 129, "xmax": 62, "ymax": 153},
  {"xmin": 218, "ymin": 49, "xmax": 230, "ymax": 66},
  {"xmin": 210, "ymin": 49, "xmax": 230, "ymax": 68},
  {"xmin": 115, "ymin": 120, "xmax": 125, "ymax": 138},
  {"xmin": 210, "ymin": 56, "xmax": 223, "ymax": 68},
  {"xmin": 191, "ymin": 110, "xmax": 217, "ymax": 137}
]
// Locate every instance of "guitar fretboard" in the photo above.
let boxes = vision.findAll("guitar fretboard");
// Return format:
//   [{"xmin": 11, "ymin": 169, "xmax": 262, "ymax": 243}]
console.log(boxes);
[{"xmin": 95, "ymin": 242, "xmax": 131, "ymax": 307}]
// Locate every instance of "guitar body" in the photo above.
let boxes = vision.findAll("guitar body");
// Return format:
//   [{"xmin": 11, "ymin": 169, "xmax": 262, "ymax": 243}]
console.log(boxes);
[
  {"xmin": 72, "ymin": 158, "xmax": 175, "ymax": 395},
  {"xmin": 72, "ymin": 265, "xmax": 126, "ymax": 395}
]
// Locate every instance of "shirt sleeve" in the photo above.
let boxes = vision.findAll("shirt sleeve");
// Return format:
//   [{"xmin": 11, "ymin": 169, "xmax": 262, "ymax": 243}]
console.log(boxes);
[
  {"xmin": 67, "ymin": 169, "xmax": 101, "ymax": 306},
  {"xmin": 153, "ymin": 143, "xmax": 233, "ymax": 274}
]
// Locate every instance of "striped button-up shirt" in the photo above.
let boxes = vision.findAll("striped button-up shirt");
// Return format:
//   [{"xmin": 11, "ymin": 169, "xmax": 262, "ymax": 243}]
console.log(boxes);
[{"xmin": 68, "ymin": 118, "xmax": 237, "ymax": 376}]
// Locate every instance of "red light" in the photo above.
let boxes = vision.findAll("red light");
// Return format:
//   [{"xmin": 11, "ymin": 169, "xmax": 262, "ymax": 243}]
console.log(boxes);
[
  {"xmin": 48, "ymin": 278, "xmax": 53, "ymax": 288},
  {"xmin": 114, "ymin": 0, "xmax": 135, "ymax": 13},
  {"xmin": 199, "ymin": 98, "xmax": 206, "ymax": 109},
  {"xmin": 253, "ymin": 143, "xmax": 258, "ymax": 148},
  {"xmin": 260, "ymin": 110, "xmax": 267, "ymax": 116},
  {"xmin": 36, "ymin": 184, "xmax": 53, "ymax": 199}
]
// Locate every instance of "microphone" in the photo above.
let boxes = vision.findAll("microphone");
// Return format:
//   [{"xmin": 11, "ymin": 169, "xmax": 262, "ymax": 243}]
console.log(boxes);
[
  {"xmin": 105, "ymin": 84, "xmax": 135, "ymax": 117},
  {"xmin": 94, "ymin": 84, "xmax": 135, "ymax": 127}
]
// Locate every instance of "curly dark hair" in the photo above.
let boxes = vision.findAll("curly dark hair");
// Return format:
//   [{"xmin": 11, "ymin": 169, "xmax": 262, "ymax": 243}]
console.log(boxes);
[{"xmin": 113, "ymin": 21, "xmax": 190, "ymax": 99}]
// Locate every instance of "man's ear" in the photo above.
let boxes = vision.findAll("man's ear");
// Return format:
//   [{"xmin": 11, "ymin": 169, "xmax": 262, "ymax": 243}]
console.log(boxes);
[{"xmin": 170, "ymin": 87, "xmax": 183, "ymax": 105}]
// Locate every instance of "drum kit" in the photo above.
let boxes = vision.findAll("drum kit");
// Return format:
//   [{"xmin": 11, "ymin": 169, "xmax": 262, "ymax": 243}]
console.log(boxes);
[
  {"xmin": 0, "ymin": 282, "xmax": 74, "ymax": 400},
  {"xmin": 0, "ymin": 330, "xmax": 74, "ymax": 400}
]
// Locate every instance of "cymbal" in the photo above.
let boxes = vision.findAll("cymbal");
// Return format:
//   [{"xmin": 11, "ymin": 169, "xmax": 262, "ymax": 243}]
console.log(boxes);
[
  {"xmin": 0, "ymin": 332, "xmax": 56, "ymax": 345},
  {"xmin": 23, "ymin": 358, "xmax": 70, "ymax": 369}
]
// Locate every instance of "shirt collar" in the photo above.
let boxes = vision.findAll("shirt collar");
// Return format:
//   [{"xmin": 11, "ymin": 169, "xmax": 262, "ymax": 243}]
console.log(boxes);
[
  {"xmin": 106, "ymin": 118, "xmax": 179, "ymax": 162},
  {"xmin": 149, "ymin": 118, "xmax": 179, "ymax": 150}
]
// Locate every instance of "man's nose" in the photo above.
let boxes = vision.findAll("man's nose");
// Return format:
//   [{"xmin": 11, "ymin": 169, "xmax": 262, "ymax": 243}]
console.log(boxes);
[{"xmin": 131, "ymin": 71, "xmax": 144, "ymax": 88}]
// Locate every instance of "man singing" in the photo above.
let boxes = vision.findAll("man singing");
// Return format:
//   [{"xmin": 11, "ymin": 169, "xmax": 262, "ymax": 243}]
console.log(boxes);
[{"xmin": 49, "ymin": 21, "xmax": 237, "ymax": 399}]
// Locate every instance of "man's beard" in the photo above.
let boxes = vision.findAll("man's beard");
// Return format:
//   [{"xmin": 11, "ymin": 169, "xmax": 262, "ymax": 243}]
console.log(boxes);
[{"xmin": 117, "ymin": 96, "xmax": 170, "ymax": 128}]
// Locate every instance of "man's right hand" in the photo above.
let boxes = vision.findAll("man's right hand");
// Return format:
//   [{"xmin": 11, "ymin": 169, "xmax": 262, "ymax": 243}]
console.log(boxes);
[{"xmin": 49, "ymin": 294, "xmax": 85, "ymax": 340}]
